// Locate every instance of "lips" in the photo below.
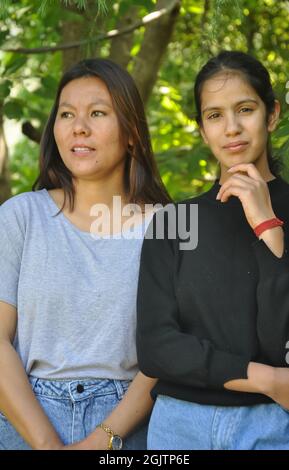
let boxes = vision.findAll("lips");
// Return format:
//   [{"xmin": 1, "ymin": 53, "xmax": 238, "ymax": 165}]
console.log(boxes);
[
  {"xmin": 223, "ymin": 141, "xmax": 248, "ymax": 150},
  {"xmin": 71, "ymin": 145, "xmax": 96, "ymax": 155}
]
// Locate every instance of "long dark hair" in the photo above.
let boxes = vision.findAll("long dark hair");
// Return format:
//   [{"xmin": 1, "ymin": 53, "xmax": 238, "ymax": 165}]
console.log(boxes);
[
  {"xmin": 33, "ymin": 58, "xmax": 171, "ymax": 209},
  {"xmin": 194, "ymin": 50, "xmax": 280, "ymax": 176}
]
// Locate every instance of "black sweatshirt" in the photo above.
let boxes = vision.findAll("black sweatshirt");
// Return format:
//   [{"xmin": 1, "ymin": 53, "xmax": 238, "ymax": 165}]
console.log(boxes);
[{"xmin": 136, "ymin": 177, "xmax": 289, "ymax": 406}]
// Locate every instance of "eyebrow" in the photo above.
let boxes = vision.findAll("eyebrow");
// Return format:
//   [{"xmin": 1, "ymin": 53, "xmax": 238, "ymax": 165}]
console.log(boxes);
[
  {"xmin": 202, "ymin": 99, "xmax": 258, "ymax": 114},
  {"xmin": 59, "ymin": 100, "xmax": 111, "ymax": 109}
]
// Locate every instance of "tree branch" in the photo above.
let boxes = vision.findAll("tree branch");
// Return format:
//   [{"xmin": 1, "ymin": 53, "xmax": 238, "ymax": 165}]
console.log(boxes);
[
  {"xmin": 0, "ymin": 0, "xmax": 180, "ymax": 55},
  {"xmin": 22, "ymin": 121, "xmax": 42, "ymax": 144}
]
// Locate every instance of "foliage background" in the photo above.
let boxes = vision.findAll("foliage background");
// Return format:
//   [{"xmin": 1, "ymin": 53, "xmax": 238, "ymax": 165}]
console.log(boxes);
[{"xmin": 1, "ymin": 0, "xmax": 289, "ymax": 203}]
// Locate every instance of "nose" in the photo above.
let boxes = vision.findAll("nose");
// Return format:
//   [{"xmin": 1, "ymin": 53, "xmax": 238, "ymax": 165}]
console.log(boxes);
[
  {"xmin": 224, "ymin": 112, "xmax": 241, "ymax": 137},
  {"xmin": 72, "ymin": 117, "xmax": 91, "ymax": 136}
]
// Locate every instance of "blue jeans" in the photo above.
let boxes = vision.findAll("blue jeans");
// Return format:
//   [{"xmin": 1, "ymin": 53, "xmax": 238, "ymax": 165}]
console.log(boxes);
[
  {"xmin": 0, "ymin": 377, "xmax": 148, "ymax": 450},
  {"xmin": 148, "ymin": 395, "xmax": 289, "ymax": 450}
]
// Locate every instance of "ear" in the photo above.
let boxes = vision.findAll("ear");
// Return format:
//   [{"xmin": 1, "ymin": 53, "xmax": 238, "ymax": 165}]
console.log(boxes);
[
  {"xmin": 267, "ymin": 100, "xmax": 281, "ymax": 132},
  {"xmin": 128, "ymin": 136, "xmax": 133, "ymax": 147},
  {"xmin": 199, "ymin": 126, "xmax": 209, "ymax": 145}
]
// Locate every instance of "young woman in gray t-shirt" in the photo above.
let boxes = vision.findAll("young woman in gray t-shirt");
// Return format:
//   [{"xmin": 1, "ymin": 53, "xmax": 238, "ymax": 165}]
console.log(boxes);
[{"xmin": 0, "ymin": 58, "xmax": 171, "ymax": 450}]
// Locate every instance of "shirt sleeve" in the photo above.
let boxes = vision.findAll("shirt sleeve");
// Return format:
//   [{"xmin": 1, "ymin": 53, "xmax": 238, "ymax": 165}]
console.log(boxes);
[
  {"xmin": 253, "ymin": 228, "xmax": 289, "ymax": 366},
  {"xmin": 0, "ymin": 199, "xmax": 24, "ymax": 307},
  {"xmin": 136, "ymin": 212, "xmax": 250, "ymax": 390}
]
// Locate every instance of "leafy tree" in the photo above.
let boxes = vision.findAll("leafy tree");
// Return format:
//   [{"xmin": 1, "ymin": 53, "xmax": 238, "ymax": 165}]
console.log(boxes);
[{"xmin": 0, "ymin": 0, "xmax": 289, "ymax": 203}]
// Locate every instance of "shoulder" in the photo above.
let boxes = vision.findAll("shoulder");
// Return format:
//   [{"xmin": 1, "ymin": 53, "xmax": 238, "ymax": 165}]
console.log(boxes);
[
  {"xmin": 270, "ymin": 178, "xmax": 289, "ymax": 208},
  {"xmin": 0, "ymin": 190, "xmax": 47, "ymax": 229},
  {"xmin": 170, "ymin": 188, "xmax": 215, "ymax": 222},
  {"xmin": 147, "ymin": 194, "xmax": 211, "ymax": 228},
  {"xmin": 271, "ymin": 179, "xmax": 289, "ymax": 224},
  {"xmin": 0, "ymin": 189, "xmax": 47, "ymax": 212},
  {"xmin": 177, "ymin": 186, "xmax": 216, "ymax": 206},
  {"xmin": 275, "ymin": 177, "xmax": 289, "ymax": 196}
]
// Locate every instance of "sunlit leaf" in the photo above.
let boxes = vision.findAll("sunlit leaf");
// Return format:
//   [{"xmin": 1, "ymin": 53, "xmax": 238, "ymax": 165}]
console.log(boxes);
[
  {"xmin": 3, "ymin": 54, "xmax": 27, "ymax": 76},
  {"xmin": 0, "ymin": 79, "xmax": 12, "ymax": 100}
]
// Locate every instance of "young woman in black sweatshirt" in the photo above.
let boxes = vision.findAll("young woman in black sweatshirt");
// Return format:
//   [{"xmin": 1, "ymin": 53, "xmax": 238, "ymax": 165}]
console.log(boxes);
[{"xmin": 137, "ymin": 51, "xmax": 289, "ymax": 450}]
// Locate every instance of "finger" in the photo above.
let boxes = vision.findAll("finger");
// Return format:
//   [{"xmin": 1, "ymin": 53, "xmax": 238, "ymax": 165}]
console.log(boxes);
[
  {"xmin": 225, "ymin": 173, "xmax": 255, "ymax": 185},
  {"xmin": 218, "ymin": 184, "xmax": 248, "ymax": 202},
  {"xmin": 227, "ymin": 163, "xmax": 263, "ymax": 181},
  {"xmin": 217, "ymin": 177, "xmax": 254, "ymax": 199}
]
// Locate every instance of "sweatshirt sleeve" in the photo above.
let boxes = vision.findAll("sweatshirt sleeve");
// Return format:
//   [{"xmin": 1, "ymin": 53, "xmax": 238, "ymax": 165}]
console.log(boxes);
[
  {"xmin": 136, "ymin": 212, "xmax": 250, "ymax": 390},
  {"xmin": 253, "ymin": 228, "xmax": 289, "ymax": 366}
]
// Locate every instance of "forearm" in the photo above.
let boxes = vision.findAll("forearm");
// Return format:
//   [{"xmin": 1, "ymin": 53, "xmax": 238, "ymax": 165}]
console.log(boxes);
[
  {"xmin": 258, "ymin": 226, "xmax": 284, "ymax": 258},
  {"xmin": 87, "ymin": 372, "xmax": 157, "ymax": 449},
  {"xmin": 0, "ymin": 340, "xmax": 62, "ymax": 450}
]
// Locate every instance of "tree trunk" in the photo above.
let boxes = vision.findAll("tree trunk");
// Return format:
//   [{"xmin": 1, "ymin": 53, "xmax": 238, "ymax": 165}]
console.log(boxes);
[
  {"xmin": 61, "ymin": 1, "xmax": 104, "ymax": 71},
  {"xmin": 0, "ymin": 105, "xmax": 11, "ymax": 204},
  {"xmin": 61, "ymin": 15, "xmax": 86, "ymax": 72},
  {"xmin": 84, "ymin": 0, "xmax": 107, "ymax": 58},
  {"xmin": 109, "ymin": 5, "xmax": 139, "ymax": 69},
  {"xmin": 131, "ymin": 0, "xmax": 180, "ymax": 105}
]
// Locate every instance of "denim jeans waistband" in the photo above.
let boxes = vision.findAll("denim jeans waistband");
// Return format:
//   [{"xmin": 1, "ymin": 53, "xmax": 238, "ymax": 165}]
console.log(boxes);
[{"xmin": 28, "ymin": 376, "xmax": 131, "ymax": 401}]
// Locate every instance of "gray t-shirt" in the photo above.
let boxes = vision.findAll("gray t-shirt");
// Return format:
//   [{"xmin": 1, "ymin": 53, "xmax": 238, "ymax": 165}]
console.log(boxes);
[{"xmin": 0, "ymin": 189, "xmax": 150, "ymax": 380}]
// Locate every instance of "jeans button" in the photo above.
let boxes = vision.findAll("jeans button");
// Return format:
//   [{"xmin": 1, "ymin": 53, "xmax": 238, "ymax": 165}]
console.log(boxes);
[{"xmin": 76, "ymin": 384, "xmax": 84, "ymax": 393}]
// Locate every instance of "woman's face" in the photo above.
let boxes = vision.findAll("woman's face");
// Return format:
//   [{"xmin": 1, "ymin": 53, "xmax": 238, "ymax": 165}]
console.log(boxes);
[
  {"xmin": 199, "ymin": 72, "xmax": 279, "ymax": 179},
  {"xmin": 54, "ymin": 76, "xmax": 127, "ymax": 182}
]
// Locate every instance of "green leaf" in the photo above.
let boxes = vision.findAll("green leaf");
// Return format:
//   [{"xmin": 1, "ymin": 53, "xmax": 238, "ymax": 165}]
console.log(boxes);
[
  {"xmin": 0, "ymin": 0, "xmax": 9, "ymax": 19},
  {"xmin": 3, "ymin": 54, "xmax": 27, "ymax": 76},
  {"xmin": 274, "ymin": 125, "xmax": 289, "ymax": 139},
  {"xmin": 0, "ymin": 79, "xmax": 12, "ymax": 100},
  {"xmin": 3, "ymin": 100, "xmax": 24, "ymax": 119},
  {"xmin": 279, "ymin": 138, "xmax": 289, "ymax": 154},
  {"xmin": 274, "ymin": 117, "xmax": 289, "ymax": 138},
  {"xmin": 41, "ymin": 75, "xmax": 58, "ymax": 93},
  {"xmin": 38, "ymin": 0, "xmax": 108, "ymax": 16},
  {"xmin": 15, "ymin": 6, "xmax": 33, "ymax": 19},
  {"xmin": 0, "ymin": 30, "xmax": 9, "ymax": 45},
  {"xmin": 37, "ymin": 0, "xmax": 57, "ymax": 16}
]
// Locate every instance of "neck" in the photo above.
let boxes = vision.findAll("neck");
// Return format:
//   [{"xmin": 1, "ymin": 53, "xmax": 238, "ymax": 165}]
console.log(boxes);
[{"xmin": 72, "ymin": 176, "xmax": 128, "ymax": 214}]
